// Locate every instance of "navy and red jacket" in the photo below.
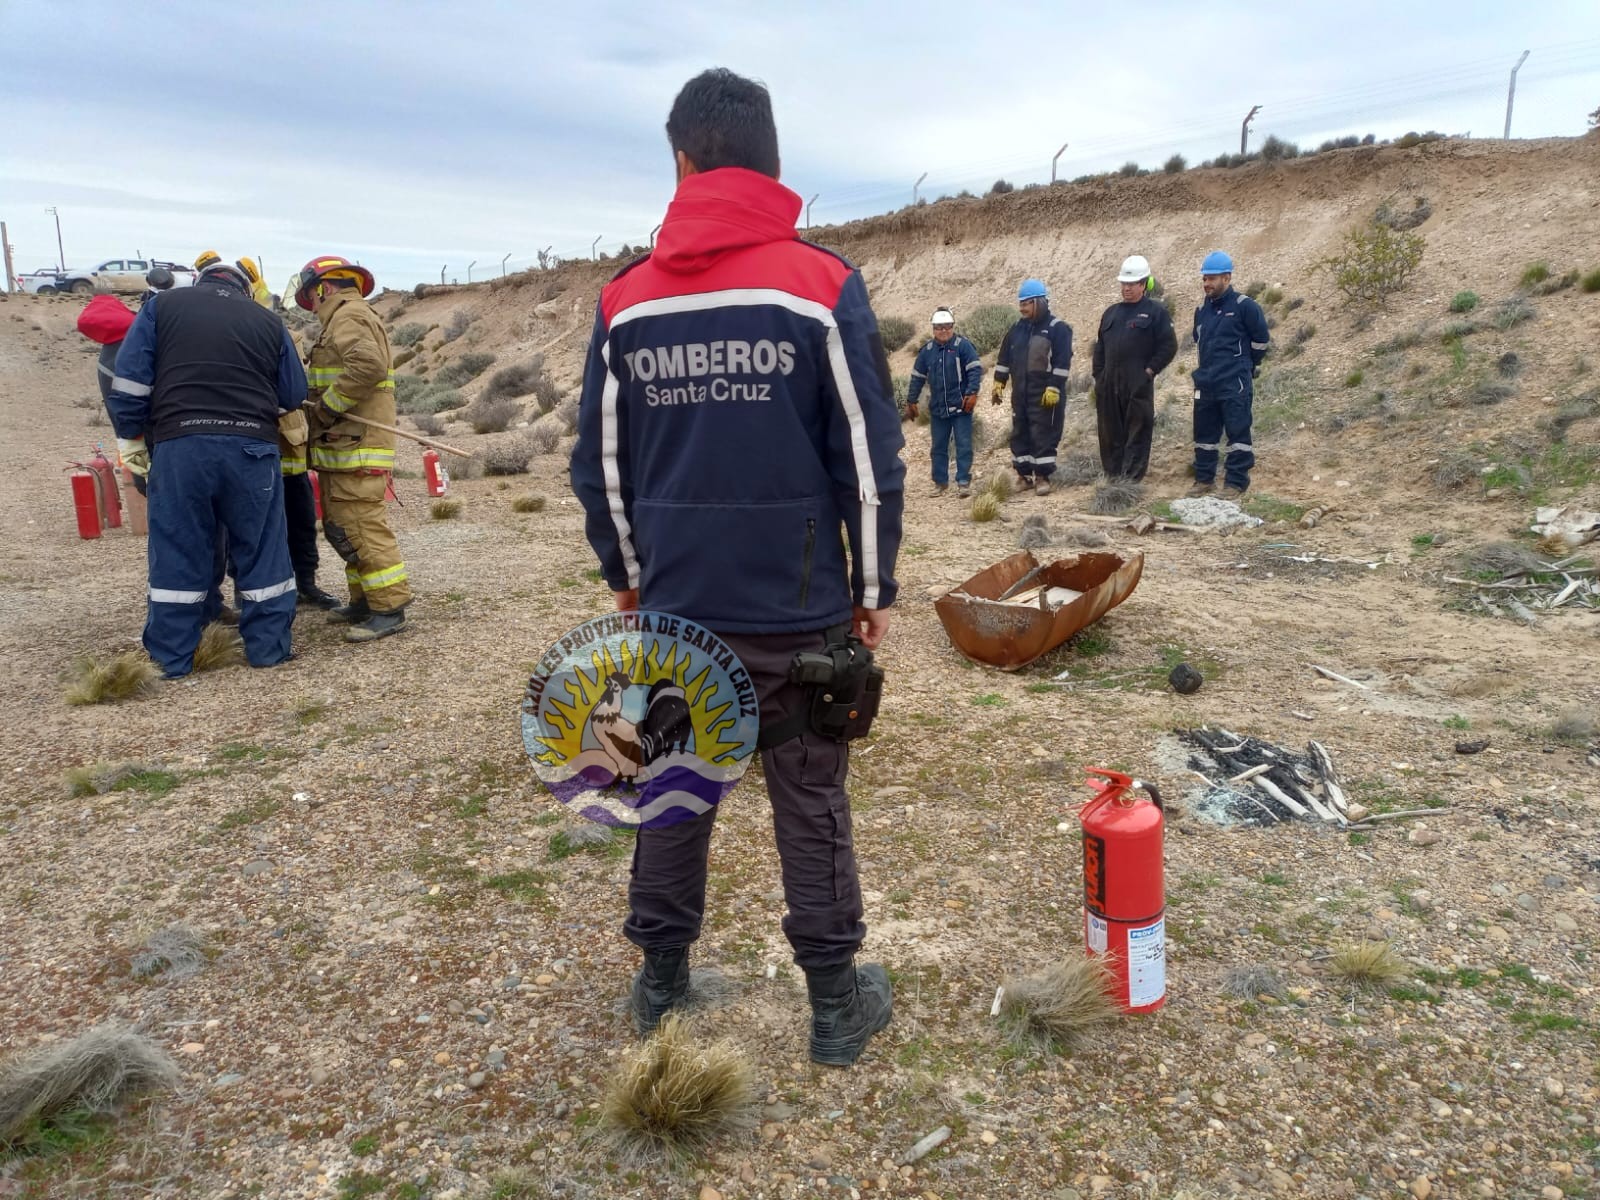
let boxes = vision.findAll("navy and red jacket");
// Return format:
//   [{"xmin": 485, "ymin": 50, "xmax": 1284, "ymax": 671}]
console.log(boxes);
[{"xmin": 570, "ymin": 168, "xmax": 906, "ymax": 635}]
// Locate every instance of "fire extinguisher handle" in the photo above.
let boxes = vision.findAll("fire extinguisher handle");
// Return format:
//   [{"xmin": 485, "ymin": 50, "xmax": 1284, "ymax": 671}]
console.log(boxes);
[{"xmin": 1133, "ymin": 779, "xmax": 1163, "ymax": 811}]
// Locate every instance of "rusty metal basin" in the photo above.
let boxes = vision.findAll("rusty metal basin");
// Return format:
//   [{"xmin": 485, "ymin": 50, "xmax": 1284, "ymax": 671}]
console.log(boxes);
[{"xmin": 933, "ymin": 550, "xmax": 1144, "ymax": 670}]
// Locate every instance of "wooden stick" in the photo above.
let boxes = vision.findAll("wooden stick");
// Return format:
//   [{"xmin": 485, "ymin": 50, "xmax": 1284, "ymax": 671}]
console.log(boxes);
[
  {"xmin": 1307, "ymin": 741, "xmax": 1349, "ymax": 813},
  {"xmin": 338, "ymin": 411, "xmax": 477, "ymax": 458},
  {"xmin": 1228, "ymin": 764, "xmax": 1272, "ymax": 785},
  {"xmin": 1312, "ymin": 665, "xmax": 1369, "ymax": 689},
  {"xmin": 1358, "ymin": 807, "xmax": 1452, "ymax": 823},
  {"xmin": 1254, "ymin": 776, "xmax": 1310, "ymax": 819}
]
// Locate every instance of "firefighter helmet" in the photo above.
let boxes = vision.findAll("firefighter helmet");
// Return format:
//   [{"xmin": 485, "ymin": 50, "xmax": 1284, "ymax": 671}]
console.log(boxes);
[
  {"xmin": 294, "ymin": 255, "xmax": 376, "ymax": 311},
  {"xmin": 194, "ymin": 249, "xmax": 222, "ymax": 271}
]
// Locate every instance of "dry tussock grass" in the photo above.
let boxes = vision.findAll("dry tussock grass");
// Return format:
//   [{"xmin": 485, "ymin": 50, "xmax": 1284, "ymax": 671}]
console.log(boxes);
[
  {"xmin": 63, "ymin": 652, "xmax": 158, "ymax": 705},
  {"xmin": 970, "ymin": 494, "xmax": 1001, "ymax": 522},
  {"xmin": 1000, "ymin": 956, "xmax": 1120, "ymax": 1050},
  {"xmin": 192, "ymin": 624, "xmax": 243, "ymax": 672},
  {"xmin": 598, "ymin": 1013, "xmax": 756, "ymax": 1164},
  {"xmin": 1329, "ymin": 940, "xmax": 1407, "ymax": 986},
  {"xmin": 0, "ymin": 1024, "xmax": 178, "ymax": 1148}
]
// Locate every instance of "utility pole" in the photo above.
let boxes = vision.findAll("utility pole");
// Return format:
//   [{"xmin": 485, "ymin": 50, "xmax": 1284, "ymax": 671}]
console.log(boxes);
[
  {"xmin": 467, "ymin": 259, "xmax": 477, "ymax": 282},
  {"xmin": 805, "ymin": 194, "xmax": 819, "ymax": 229},
  {"xmin": 1051, "ymin": 142, "xmax": 1069, "ymax": 183},
  {"xmin": 1, "ymin": 223, "xmax": 15, "ymax": 292},
  {"xmin": 913, "ymin": 172, "xmax": 928, "ymax": 206},
  {"xmin": 649, "ymin": 223, "xmax": 662, "ymax": 248},
  {"xmin": 501, "ymin": 253, "xmax": 511, "ymax": 276},
  {"xmin": 1504, "ymin": 50, "xmax": 1530, "ymax": 139},
  {"xmin": 591, "ymin": 235, "xmax": 602, "ymax": 261},
  {"xmin": 1240, "ymin": 105, "xmax": 1261, "ymax": 156},
  {"xmin": 45, "ymin": 206, "xmax": 64, "ymax": 270}
]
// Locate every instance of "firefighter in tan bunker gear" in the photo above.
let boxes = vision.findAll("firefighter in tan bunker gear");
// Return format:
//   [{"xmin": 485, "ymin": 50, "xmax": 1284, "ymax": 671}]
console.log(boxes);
[{"xmin": 295, "ymin": 255, "xmax": 411, "ymax": 642}]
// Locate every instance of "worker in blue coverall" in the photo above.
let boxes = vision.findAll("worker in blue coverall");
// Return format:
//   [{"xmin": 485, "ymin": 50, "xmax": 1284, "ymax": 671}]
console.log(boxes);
[
  {"xmin": 905, "ymin": 308, "xmax": 983, "ymax": 496},
  {"xmin": 106, "ymin": 261, "xmax": 307, "ymax": 677},
  {"xmin": 1189, "ymin": 250, "xmax": 1270, "ymax": 498}
]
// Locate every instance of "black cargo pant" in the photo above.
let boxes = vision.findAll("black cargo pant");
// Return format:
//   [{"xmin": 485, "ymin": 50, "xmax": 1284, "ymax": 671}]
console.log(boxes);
[
  {"xmin": 1095, "ymin": 378, "xmax": 1156, "ymax": 481},
  {"xmin": 282, "ymin": 473, "xmax": 321, "ymax": 588},
  {"xmin": 623, "ymin": 627, "xmax": 866, "ymax": 970}
]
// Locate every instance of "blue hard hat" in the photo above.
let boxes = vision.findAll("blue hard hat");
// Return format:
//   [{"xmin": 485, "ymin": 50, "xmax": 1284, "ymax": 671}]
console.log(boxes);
[
  {"xmin": 1017, "ymin": 278, "xmax": 1048, "ymax": 301},
  {"xmin": 1200, "ymin": 250, "xmax": 1234, "ymax": 275}
]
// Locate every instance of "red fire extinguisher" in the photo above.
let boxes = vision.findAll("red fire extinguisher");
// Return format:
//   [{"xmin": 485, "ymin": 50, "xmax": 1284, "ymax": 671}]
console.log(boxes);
[
  {"xmin": 423, "ymin": 448, "xmax": 449, "ymax": 497},
  {"xmin": 1079, "ymin": 768, "xmax": 1166, "ymax": 1014},
  {"xmin": 69, "ymin": 470, "xmax": 104, "ymax": 539},
  {"xmin": 87, "ymin": 447, "xmax": 122, "ymax": 529}
]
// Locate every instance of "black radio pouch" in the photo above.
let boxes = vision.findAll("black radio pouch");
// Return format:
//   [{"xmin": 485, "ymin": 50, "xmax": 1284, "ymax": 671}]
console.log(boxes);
[{"xmin": 758, "ymin": 627, "xmax": 885, "ymax": 749}]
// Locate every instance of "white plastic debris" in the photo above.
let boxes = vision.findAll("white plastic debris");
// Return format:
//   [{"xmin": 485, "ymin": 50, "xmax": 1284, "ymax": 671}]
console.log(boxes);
[{"xmin": 1169, "ymin": 497, "xmax": 1264, "ymax": 529}]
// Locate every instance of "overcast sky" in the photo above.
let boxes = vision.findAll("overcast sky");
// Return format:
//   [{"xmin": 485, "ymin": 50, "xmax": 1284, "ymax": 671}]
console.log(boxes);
[{"xmin": 3, "ymin": 1, "xmax": 1598, "ymax": 291}]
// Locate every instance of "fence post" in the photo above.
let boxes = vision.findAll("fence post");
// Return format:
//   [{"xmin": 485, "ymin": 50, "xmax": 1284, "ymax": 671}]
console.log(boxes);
[
  {"xmin": 1503, "ymin": 50, "xmax": 1530, "ymax": 139},
  {"xmin": 1240, "ymin": 105, "xmax": 1261, "ymax": 156},
  {"xmin": 501, "ymin": 253, "xmax": 511, "ymax": 276},
  {"xmin": 806, "ymin": 194, "xmax": 819, "ymax": 229},
  {"xmin": 650, "ymin": 223, "xmax": 662, "ymax": 248},
  {"xmin": 467, "ymin": 260, "xmax": 477, "ymax": 283},
  {"xmin": 1051, "ymin": 142, "xmax": 1069, "ymax": 183},
  {"xmin": 913, "ymin": 172, "xmax": 928, "ymax": 206},
  {"xmin": 591, "ymin": 235, "xmax": 602, "ymax": 261},
  {"xmin": 440, "ymin": 265, "xmax": 446, "ymax": 285}
]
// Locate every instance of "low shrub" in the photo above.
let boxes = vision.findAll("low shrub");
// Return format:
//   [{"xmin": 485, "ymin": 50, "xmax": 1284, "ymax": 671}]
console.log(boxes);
[
  {"xmin": 1163, "ymin": 153, "xmax": 1186, "ymax": 174},
  {"xmin": 1519, "ymin": 261, "xmax": 1550, "ymax": 288},
  {"xmin": 962, "ymin": 305, "xmax": 1016, "ymax": 355},
  {"xmin": 988, "ymin": 179, "xmax": 1014, "ymax": 196},
  {"xmin": 430, "ymin": 499, "xmax": 462, "ymax": 520},
  {"xmin": 877, "ymin": 317, "xmax": 915, "ymax": 353},
  {"xmin": 391, "ymin": 322, "xmax": 427, "ymax": 347},
  {"xmin": 465, "ymin": 394, "xmax": 520, "ymax": 434},
  {"xmin": 441, "ymin": 309, "xmax": 472, "ymax": 343},
  {"xmin": 435, "ymin": 351, "xmax": 497, "ymax": 388},
  {"xmin": 529, "ymin": 419, "xmax": 563, "ymax": 455},
  {"xmin": 1319, "ymin": 220, "xmax": 1425, "ymax": 307},
  {"xmin": 511, "ymin": 495, "xmax": 546, "ymax": 514},
  {"xmin": 1449, "ymin": 290, "xmax": 1479, "ymax": 313},
  {"xmin": 1580, "ymin": 269, "xmax": 1600, "ymax": 294},
  {"xmin": 482, "ymin": 434, "xmax": 535, "ymax": 476},
  {"xmin": 1491, "ymin": 298, "xmax": 1535, "ymax": 331}
]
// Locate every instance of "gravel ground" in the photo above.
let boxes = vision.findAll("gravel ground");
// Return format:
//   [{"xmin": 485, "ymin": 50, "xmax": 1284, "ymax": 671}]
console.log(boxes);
[{"xmin": 1, "ymin": 256, "xmax": 1597, "ymax": 1200}]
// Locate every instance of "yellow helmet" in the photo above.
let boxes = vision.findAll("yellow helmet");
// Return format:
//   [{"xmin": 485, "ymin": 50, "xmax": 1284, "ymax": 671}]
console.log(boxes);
[{"xmin": 194, "ymin": 249, "xmax": 222, "ymax": 271}]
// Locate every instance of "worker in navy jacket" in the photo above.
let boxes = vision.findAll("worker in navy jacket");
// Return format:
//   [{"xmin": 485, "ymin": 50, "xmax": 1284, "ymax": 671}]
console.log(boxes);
[
  {"xmin": 906, "ymin": 309, "xmax": 983, "ymax": 495},
  {"xmin": 991, "ymin": 279, "xmax": 1073, "ymax": 495},
  {"xmin": 1189, "ymin": 250, "xmax": 1270, "ymax": 497},
  {"xmin": 106, "ymin": 262, "xmax": 306, "ymax": 676},
  {"xmin": 571, "ymin": 68, "xmax": 904, "ymax": 1068}
]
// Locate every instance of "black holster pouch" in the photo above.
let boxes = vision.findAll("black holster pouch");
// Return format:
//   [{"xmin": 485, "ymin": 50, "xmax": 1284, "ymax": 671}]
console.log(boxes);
[{"xmin": 758, "ymin": 624, "xmax": 885, "ymax": 749}]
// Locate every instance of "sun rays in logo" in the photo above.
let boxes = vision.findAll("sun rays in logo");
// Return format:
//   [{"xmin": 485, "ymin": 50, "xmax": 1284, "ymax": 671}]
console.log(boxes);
[{"xmin": 532, "ymin": 636, "xmax": 744, "ymax": 770}]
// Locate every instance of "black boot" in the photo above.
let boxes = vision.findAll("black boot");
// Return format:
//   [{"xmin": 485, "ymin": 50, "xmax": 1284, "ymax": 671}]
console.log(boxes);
[
  {"xmin": 628, "ymin": 947, "xmax": 690, "ymax": 1037},
  {"xmin": 297, "ymin": 582, "xmax": 340, "ymax": 610},
  {"xmin": 344, "ymin": 608, "xmax": 406, "ymax": 643},
  {"xmin": 805, "ymin": 960, "xmax": 893, "ymax": 1067},
  {"xmin": 327, "ymin": 599, "xmax": 371, "ymax": 625}
]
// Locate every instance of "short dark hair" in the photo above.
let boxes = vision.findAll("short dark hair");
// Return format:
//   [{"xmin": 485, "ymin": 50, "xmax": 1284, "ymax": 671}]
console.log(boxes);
[{"xmin": 666, "ymin": 68, "xmax": 780, "ymax": 178}]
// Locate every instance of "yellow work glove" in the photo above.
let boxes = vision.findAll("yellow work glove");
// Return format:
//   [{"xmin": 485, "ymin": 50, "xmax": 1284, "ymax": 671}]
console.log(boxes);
[
  {"xmin": 117, "ymin": 437, "xmax": 150, "ymax": 477},
  {"xmin": 1041, "ymin": 386, "xmax": 1062, "ymax": 408},
  {"xmin": 990, "ymin": 381, "xmax": 1007, "ymax": 406}
]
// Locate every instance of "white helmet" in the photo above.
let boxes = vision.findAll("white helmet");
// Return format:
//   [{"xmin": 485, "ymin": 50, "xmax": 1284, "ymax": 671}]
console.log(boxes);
[
  {"xmin": 1117, "ymin": 255, "xmax": 1152, "ymax": 284},
  {"xmin": 930, "ymin": 308, "xmax": 954, "ymax": 326}
]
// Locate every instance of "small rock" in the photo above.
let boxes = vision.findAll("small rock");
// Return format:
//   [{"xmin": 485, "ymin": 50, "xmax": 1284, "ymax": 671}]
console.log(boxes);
[
  {"xmin": 1552, "ymin": 913, "xmax": 1578, "ymax": 932},
  {"xmin": 1454, "ymin": 739, "xmax": 1490, "ymax": 754},
  {"xmin": 1428, "ymin": 1098, "xmax": 1452, "ymax": 1118},
  {"xmin": 242, "ymin": 859, "xmax": 275, "ymax": 877},
  {"xmin": 806, "ymin": 1148, "xmax": 832, "ymax": 1170},
  {"xmin": 1410, "ymin": 1177, "xmax": 1432, "ymax": 1200},
  {"xmin": 388, "ymin": 1058, "xmax": 406, "ymax": 1071},
  {"xmin": 535, "ymin": 974, "xmax": 556, "ymax": 986},
  {"xmin": 699, "ymin": 1188, "xmax": 723, "ymax": 1200},
  {"xmin": 1542, "ymin": 1189, "xmax": 1563, "ymax": 1200},
  {"xmin": 213, "ymin": 1072, "xmax": 244, "ymax": 1089},
  {"xmin": 500, "ymin": 976, "xmax": 521, "ymax": 990},
  {"xmin": 763, "ymin": 1101, "xmax": 796, "ymax": 1121},
  {"xmin": 1168, "ymin": 663, "xmax": 1203, "ymax": 695},
  {"xmin": 1242, "ymin": 1033, "xmax": 1268, "ymax": 1048},
  {"xmin": 1485, "ymin": 925, "xmax": 1511, "ymax": 942},
  {"xmin": 1091, "ymin": 1178, "xmax": 1115, "ymax": 1195},
  {"xmin": 1408, "ymin": 829, "xmax": 1441, "ymax": 847},
  {"xmin": 925, "ymin": 584, "xmax": 953, "ymax": 600},
  {"xmin": 1515, "ymin": 893, "xmax": 1539, "ymax": 911},
  {"xmin": 979, "ymin": 1130, "xmax": 998, "ymax": 1145},
  {"xmin": 486, "ymin": 1050, "xmax": 506, "ymax": 1068},
  {"xmin": 447, "ymin": 1000, "xmax": 465, "ymax": 1015},
  {"xmin": 180, "ymin": 1042, "xmax": 205, "ymax": 1055},
  {"xmin": 467, "ymin": 1072, "xmax": 487, "ymax": 1089},
  {"xmin": 1346, "ymin": 803, "xmax": 1370, "ymax": 822},
  {"xmin": 1541, "ymin": 874, "xmax": 1566, "ymax": 889},
  {"xmin": 1543, "ymin": 1077, "xmax": 1564, "ymax": 1099},
  {"xmin": 309, "ymin": 1067, "xmax": 329, "ymax": 1086}
]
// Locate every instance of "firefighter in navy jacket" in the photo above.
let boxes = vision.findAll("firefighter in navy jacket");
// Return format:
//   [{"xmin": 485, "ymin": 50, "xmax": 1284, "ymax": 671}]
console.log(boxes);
[
  {"xmin": 106, "ymin": 261, "xmax": 306, "ymax": 677},
  {"xmin": 906, "ymin": 309, "xmax": 983, "ymax": 495},
  {"xmin": 991, "ymin": 279, "xmax": 1073, "ymax": 494},
  {"xmin": 1190, "ymin": 250, "xmax": 1270, "ymax": 497},
  {"xmin": 1091, "ymin": 255, "xmax": 1177, "ymax": 482},
  {"xmin": 571, "ymin": 68, "xmax": 904, "ymax": 1068}
]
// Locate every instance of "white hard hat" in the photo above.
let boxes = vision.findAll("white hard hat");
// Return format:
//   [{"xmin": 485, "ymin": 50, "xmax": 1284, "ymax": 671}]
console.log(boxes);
[
  {"xmin": 930, "ymin": 309, "xmax": 954, "ymax": 325},
  {"xmin": 1117, "ymin": 255, "xmax": 1152, "ymax": 284}
]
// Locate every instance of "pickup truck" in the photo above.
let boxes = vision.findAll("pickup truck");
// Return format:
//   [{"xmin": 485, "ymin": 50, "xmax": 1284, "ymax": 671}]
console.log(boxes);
[{"xmin": 52, "ymin": 258, "xmax": 197, "ymax": 294}]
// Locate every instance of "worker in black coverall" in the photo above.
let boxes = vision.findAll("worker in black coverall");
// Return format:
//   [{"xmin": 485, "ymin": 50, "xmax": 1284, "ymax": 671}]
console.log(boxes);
[{"xmin": 1090, "ymin": 255, "xmax": 1177, "ymax": 482}]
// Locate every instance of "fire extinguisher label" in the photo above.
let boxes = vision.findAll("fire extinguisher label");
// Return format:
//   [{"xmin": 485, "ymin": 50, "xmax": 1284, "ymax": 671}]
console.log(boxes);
[
  {"xmin": 1127, "ymin": 916, "xmax": 1166, "ymax": 1009},
  {"xmin": 1086, "ymin": 912, "xmax": 1107, "ymax": 955}
]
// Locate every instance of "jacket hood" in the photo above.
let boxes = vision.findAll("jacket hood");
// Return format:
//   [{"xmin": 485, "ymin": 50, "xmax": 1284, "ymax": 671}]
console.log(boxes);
[{"xmin": 652, "ymin": 168, "xmax": 802, "ymax": 273}]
